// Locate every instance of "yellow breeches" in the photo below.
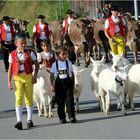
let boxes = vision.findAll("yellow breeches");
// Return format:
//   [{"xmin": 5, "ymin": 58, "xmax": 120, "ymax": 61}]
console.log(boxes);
[
  {"xmin": 13, "ymin": 72, "xmax": 33, "ymax": 106},
  {"xmin": 109, "ymin": 34, "xmax": 125, "ymax": 55}
]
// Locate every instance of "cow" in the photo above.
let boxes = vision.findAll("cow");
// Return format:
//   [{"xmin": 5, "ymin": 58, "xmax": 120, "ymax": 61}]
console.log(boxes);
[
  {"xmin": 69, "ymin": 18, "xmax": 91, "ymax": 67},
  {"xmin": 50, "ymin": 20, "xmax": 64, "ymax": 49},
  {"xmin": 124, "ymin": 16, "xmax": 140, "ymax": 63},
  {"xmin": 94, "ymin": 19, "xmax": 110, "ymax": 63},
  {"xmin": 94, "ymin": 17, "xmax": 140, "ymax": 64}
]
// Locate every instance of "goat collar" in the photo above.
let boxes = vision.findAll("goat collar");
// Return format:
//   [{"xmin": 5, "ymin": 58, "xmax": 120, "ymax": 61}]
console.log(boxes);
[{"xmin": 115, "ymin": 76, "xmax": 123, "ymax": 86}]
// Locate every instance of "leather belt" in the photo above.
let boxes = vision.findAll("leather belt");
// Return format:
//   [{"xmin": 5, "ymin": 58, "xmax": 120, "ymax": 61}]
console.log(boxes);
[{"xmin": 18, "ymin": 70, "xmax": 25, "ymax": 73}]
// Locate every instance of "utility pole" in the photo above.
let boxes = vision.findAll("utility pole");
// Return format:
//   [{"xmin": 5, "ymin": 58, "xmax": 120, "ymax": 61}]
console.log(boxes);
[{"xmin": 134, "ymin": 0, "xmax": 139, "ymax": 20}]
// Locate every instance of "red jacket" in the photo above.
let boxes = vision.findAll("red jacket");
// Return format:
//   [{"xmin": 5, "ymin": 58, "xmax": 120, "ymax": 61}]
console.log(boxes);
[
  {"xmin": 11, "ymin": 49, "xmax": 33, "ymax": 75},
  {"xmin": 35, "ymin": 23, "xmax": 49, "ymax": 38},
  {"xmin": 107, "ymin": 16, "xmax": 125, "ymax": 37},
  {"xmin": 63, "ymin": 18, "xmax": 68, "ymax": 33},
  {"xmin": 0, "ymin": 24, "xmax": 16, "ymax": 41}
]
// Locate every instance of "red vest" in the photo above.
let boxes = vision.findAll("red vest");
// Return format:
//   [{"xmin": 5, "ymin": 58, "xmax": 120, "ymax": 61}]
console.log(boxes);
[
  {"xmin": 0, "ymin": 24, "xmax": 16, "ymax": 41},
  {"xmin": 11, "ymin": 49, "xmax": 33, "ymax": 75},
  {"xmin": 63, "ymin": 18, "xmax": 68, "ymax": 33},
  {"xmin": 35, "ymin": 23, "xmax": 49, "ymax": 38},
  {"xmin": 107, "ymin": 16, "xmax": 124, "ymax": 37}
]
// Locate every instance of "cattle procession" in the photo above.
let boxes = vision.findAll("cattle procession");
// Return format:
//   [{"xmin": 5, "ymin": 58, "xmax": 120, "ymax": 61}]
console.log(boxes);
[{"xmin": 0, "ymin": 0, "xmax": 140, "ymax": 139}]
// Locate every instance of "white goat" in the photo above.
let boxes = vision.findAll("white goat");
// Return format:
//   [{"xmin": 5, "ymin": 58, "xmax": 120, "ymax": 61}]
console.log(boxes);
[
  {"xmin": 127, "ymin": 64, "xmax": 140, "ymax": 110},
  {"xmin": 33, "ymin": 65, "xmax": 53, "ymax": 118},
  {"xmin": 73, "ymin": 65, "xmax": 84, "ymax": 113},
  {"xmin": 90, "ymin": 56, "xmax": 108, "ymax": 107},
  {"xmin": 98, "ymin": 65, "xmax": 129, "ymax": 116}
]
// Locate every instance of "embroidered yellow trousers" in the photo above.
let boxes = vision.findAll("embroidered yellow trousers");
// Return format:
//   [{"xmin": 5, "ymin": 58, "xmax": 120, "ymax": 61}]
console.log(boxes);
[
  {"xmin": 109, "ymin": 34, "xmax": 125, "ymax": 55},
  {"xmin": 13, "ymin": 72, "xmax": 33, "ymax": 106}
]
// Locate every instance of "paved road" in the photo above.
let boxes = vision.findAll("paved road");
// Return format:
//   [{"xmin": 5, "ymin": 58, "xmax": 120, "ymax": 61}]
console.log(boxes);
[{"xmin": 1, "ymin": 52, "xmax": 140, "ymax": 139}]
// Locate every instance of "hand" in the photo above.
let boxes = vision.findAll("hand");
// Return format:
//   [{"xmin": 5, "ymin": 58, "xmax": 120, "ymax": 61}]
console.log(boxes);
[
  {"xmin": 8, "ymin": 82, "xmax": 13, "ymax": 90},
  {"xmin": 51, "ymin": 85, "xmax": 55, "ymax": 92},
  {"xmin": 124, "ymin": 38, "xmax": 127, "ymax": 43},
  {"xmin": 32, "ymin": 75, "xmax": 37, "ymax": 84},
  {"xmin": 109, "ymin": 38, "xmax": 117, "ymax": 43}
]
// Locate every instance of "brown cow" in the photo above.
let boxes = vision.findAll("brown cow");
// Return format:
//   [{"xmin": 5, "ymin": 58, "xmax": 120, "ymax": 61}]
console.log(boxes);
[
  {"xmin": 69, "ymin": 18, "xmax": 91, "ymax": 67},
  {"xmin": 50, "ymin": 20, "xmax": 64, "ymax": 49},
  {"xmin": 124, "ymin": 16, "xmax": 140, "ymax": 63},
  {"xmin": 94, "ymin": 19, "xmax": 110, "ymax": 63},
  {"xmin": 94, "ymin": 17, "xmax": 140, "ymax": 63}
]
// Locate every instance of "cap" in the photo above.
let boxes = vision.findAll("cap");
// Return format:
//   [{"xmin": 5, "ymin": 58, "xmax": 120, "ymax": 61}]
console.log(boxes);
[
  {"xmin": 37, "ymin": 15, "xmax": 45, "ymax": 19},
  {"xmin": 66, "ymin": 9, "xmax": 74, "ymax": 14}
]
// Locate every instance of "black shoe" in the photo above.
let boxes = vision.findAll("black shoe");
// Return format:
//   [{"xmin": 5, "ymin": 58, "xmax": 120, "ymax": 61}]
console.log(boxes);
[
  {"xmin": 60, "ymin": 119, "xmax": 67, "ymax": 124},
  {"xmin": 15, "ymin": 122, "xmax": 22, "ymax": 130},
  {"xmin": 70, "ymin": 118, "xmax": 77, "ymax": 123},
  {"xmin": 27, "ymin": 120, "xmax": 34, "ymax": 128}
]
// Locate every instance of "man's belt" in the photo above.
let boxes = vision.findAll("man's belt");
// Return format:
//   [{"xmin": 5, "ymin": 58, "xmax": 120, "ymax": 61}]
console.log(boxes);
[
  {"xmin": 114, "ymin": 32, "xmax": 120, "ymax": 35},
  {"xmin": 18, "ymin": 70, "xmax": 25, "ymax": 73}
]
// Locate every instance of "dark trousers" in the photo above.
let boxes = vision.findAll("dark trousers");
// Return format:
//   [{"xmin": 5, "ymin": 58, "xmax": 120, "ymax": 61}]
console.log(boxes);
[
  {"xmin": 55, "ymin": 78, "xmax": 75, "ymax": 120},
  {"xmin": 35, "ymin": 38, "xmax": 43, "ymax": 53},
  {"xmin": 2, "ymin": 42, "xmax": 16, "ymax": 70}
]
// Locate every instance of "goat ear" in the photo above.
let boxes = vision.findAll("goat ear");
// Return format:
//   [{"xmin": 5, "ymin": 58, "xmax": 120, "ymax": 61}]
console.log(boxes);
[
  {"xmin": 90, "ymin": 57, "xmax": 95, "ymax": 64},
  {"xmin": 100, "ymin": 55, "xmax": 105, "ymax": 63}
]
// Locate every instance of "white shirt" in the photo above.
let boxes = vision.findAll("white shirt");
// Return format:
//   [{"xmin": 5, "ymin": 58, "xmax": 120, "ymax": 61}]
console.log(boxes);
[
  {"xmin": 9, "ymin": 49, "xmax": 36, "ymax": 71},
  {"xmin": 0, "ymin": 23, "xmax": 12, "ymax": 41},
  {"xmin": 63, "ymin": 16, "xmax": 74, "ymax": 34},
  {"xmin": 33, "ymin": 23, "xmax": 51, "ymax": 40},
  {"xmin": 50, "ymin": 59, "xmax": 73, "ymax": 79},
  {"xmin": 105, "ymin": 15, "xmax": 126, "ymax": 33},
  {"xmin": 37, "ymin": 51, "xmax": 55, "ymax": 62}
]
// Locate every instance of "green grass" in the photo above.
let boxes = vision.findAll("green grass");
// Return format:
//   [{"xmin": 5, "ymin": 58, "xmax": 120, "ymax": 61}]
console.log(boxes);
[{"xmin": 0, "ymin": 0, "xmax": 69, "ymax": 35}]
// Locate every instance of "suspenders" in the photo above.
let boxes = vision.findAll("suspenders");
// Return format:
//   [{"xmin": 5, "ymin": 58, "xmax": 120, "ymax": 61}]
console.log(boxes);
[{"xmin": 56, "ymin": 60, "xmax": 70, "ymax": 79}]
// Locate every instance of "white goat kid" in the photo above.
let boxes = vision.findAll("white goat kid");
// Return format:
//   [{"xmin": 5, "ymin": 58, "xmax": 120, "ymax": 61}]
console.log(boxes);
[
  {"xmin": 73, "ymin": 65, "xmax": 84, "ymax": 113},
  {"xmin": 127, "ymin": 64, "xmax": 140, "ymax": 110},
  {"xmin": 98, "ymin": 65, "xmax": 129, "ymax": 116},
  {"xmin": 90, "ymin": 56, "xmax": 108, "ymax": 109},
  {"xmin": 33, "ymin": 65, "xmax": 53, "ymax": 118}
]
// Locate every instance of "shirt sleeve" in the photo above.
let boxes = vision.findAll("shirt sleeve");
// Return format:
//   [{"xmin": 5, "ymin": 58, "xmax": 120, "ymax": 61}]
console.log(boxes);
[
  {"xmin": 31, "ymin": 51, "xmax": 37, "ymax": 61},
  {"xmin": 63, "ymin": 20, "xmax": 65, "ymax": 28},
  {"xmin": 33, "ymin": 25, "xmax": 36, "ymax": 33},
  {"xmin": 121, "ymin": 17, "xmax": 127, "ymax": 26},
  {"xmin": 50, "ymin": 62, "xmax": 56, "ymax": 74},
  {"xmin": 37, "ymin": 53, "xmax": 42, "ymax": 63},
  {"xmin": 105, "ymin": 19, "xmax": 109, "ymax": 29},
  {"xmin": 8, "ymin": 54, "xmax": 12, "ymax": 63}
]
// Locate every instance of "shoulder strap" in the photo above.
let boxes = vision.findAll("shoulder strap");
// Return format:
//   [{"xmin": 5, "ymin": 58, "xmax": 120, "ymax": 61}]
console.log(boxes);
[
  {"xmin": 56, "ymin": 60, "xmax": 59, "ymax": 78},
  {"xmin": 66, "ymin": 60, "xmax": 69, "ymax": 78}
]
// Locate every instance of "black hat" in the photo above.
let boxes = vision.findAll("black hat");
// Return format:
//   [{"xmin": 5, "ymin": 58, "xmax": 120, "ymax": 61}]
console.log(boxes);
[
  {"xmin": 66, "ymin": 9, "xmax": 74, "ymax": 14},
  {"xmin": 111, "ymin": 6, "xmax": 119, "ymax": 11},
  {"xmin": 2, "ymin": 16, "xmax": 10, "ymax": 21},
  {"xmin": 37, "ymin": 15, "xmax": 45, "ymax": 19}
]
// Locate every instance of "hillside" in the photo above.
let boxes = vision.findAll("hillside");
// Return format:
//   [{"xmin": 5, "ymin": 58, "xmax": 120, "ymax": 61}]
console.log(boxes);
[{"xmin": 0, "ymin": 1, "xmax": 69, "ymax": 35}]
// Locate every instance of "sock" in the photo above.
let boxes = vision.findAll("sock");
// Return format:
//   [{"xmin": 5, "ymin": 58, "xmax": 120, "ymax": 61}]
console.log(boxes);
[
  {"xmin": 15, "ymin": 106, "xmax": 23, "ymax": 122},
  {"xmin": 26, "ymin": 106, "xmax": 33, "ymax": 121}
]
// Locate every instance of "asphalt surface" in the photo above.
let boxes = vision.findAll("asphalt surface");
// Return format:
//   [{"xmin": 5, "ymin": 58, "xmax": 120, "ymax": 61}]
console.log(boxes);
[{"xmin": 1, "ymin": 51, "xmax": 140, "ymax": 139}]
